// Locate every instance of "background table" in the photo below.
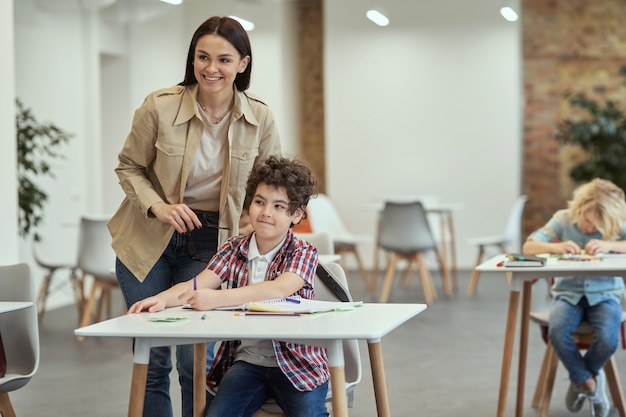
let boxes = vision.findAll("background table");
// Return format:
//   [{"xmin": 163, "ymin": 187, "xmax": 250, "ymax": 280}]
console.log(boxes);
[
  {"xmin": 476, "ymin": 254, "xmax": 626, "ymax": 417},
  {"xmin": 75, "ymin": 303, "xmax": 426, "ymax": 417}
]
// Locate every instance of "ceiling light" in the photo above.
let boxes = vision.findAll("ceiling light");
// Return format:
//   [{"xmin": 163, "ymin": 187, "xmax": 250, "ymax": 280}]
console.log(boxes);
[
  {"xmin": 500, "ymin": 7, "xmax": 518, "ymax": 22},
  {"xmin": 229, "ymin": 15, "xmax": 255, "ymax": 31},
  {"xmin": 159, "ymin": 0, "xmax": 183, "ymax": 5},
  {"xmin": 366, "ymin": 9, "xmax": 389, "ymax": 27}
]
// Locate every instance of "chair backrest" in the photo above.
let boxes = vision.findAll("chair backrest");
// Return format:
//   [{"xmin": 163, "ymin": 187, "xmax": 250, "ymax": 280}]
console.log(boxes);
[
  {"xmin": 295, "ymin": 232, "xmax": 335, "ymax": 255},
  {"xmin": 502, "ymin": 195, "xmax": 528, "ymax": 244},
  {"xmin": 0, "ymin": 263, "xmax": 39, "ymax": 392},
  {"xmin": 306, "ymin": 194, "xmax": 353, "ymax": 242},
  {"xmin": 76, "ymin": 215, "xmax": 116, "ymax": 279},
  {"xmin": 260, "ymin": 262, "xmax": 362, "ymax": 412},
  {"xmin": 314, "ymin": 262, "xmax": 362, "ymax": 396},
  {"xmin": 377, "ymin": 201, "xmax": 437, "ymax": 253}
]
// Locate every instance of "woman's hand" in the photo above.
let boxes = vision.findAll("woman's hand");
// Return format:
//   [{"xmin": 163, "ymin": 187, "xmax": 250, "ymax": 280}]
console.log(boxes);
[
  {"xmin": 127, "ymin": 296, "xmax": 166, "ymax": 313},
  {"xmin": 150, "ymin": 202, "xmax": 202, "ymax": 234}
]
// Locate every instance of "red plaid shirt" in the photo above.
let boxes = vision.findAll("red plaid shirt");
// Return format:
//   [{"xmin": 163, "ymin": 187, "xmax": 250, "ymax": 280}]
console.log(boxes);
[{"xmin": 205, "ymin": 229, "xmax": 329, "ymax": 391}]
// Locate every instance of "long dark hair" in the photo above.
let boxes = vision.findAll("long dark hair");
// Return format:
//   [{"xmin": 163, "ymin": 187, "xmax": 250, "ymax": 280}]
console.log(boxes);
[{"xmin": 179, "ymin": 16, "xmax": 252, "ymax": 91}]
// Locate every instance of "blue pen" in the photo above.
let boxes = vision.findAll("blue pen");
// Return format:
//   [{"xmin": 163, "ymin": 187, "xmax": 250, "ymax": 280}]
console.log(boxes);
[
  {"xmin": 193, "ymin": 276, "xmax": 197, "ymax": 291},
  {"xmin": 284, "ymin": 297, "xmax": 301, "ymax": 304}
]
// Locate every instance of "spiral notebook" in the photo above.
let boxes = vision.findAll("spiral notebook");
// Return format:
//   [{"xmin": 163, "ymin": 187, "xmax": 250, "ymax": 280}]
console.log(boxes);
[{"xmin": 219, "ymin": 297, "xmax": 363, "ymax": 314}]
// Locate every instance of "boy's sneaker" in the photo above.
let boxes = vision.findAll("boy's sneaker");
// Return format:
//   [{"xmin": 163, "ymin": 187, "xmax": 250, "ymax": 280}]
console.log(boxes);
[
  {"xmin": 565, "ymin": 382, "xmax": 588, "ymax": 412},
  {"xmin": 590, "ymin": 369, "xmax": 610, "ymax": 417}
]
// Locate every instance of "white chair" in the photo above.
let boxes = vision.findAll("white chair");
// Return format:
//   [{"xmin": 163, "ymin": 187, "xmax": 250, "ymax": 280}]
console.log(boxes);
[
  {"xmin": 32, "ymin": 239, "xmax": 82, "ymax": 323},
  {"xmin": 466, "ymin": 195, "xmax": 528, "ymax": 296},
  {"xmin": 0, "ymin": 263, "xmax": 39, "ymax": 417},
  {"xmin": 240, "ymin": 262, "xmax": 362, "ymax": 417},
  {"xmin": 295, "ymin": 232, "xmax": 335, "ymax": 257},
  {"xmin": 306, "ymin": 194, "xmax": 373, "ymax": 292},
  {"xmin": 76, "ymin": 215, "xmax": 121, "ymax": 339}
]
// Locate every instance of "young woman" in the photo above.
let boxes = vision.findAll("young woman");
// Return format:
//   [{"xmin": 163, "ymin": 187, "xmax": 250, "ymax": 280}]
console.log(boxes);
[{"xmin": 108, "ymin": 16, "xmax": 281, "ymax": 417}]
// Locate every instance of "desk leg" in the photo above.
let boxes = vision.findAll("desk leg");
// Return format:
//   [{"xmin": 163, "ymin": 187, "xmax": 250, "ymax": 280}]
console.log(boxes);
[
  {"xmin": 327, "ymin": 340, "xmax": 348, "ymax": 417},
  {"xmin": 368, "ymin": 339, "xmax": 390, "ymax": 417},
  {"xmin": 446, "ymin": 212, "xmax": 458, "ymax": 291},
  {"xmin": 497, "ymin": 289, "xmax": 520, "ymax": 417},
  {"xmin": 194, "ymin": 343, "xmax": 207, "ymax": 417},
  {"xmin": 128, "ymin": 362, "xmax": 148, "ymax": 417},
  {"xmin": 516, "ymin": 281, "xmax": 532, "ymax": 417}
]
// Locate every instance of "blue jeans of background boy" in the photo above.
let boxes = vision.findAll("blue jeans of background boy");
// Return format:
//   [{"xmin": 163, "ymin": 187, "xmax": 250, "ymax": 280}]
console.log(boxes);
[
  {"xmin": 206, "ymin": 361, "xmax": 329, "ymax": 417},
  {"xmin": 549, "ymin": 295, "xmax": 622, "ymax": 385},
  {"xmin": 116, "ymin": 218, "xmax": 218, "ymax": 417}
]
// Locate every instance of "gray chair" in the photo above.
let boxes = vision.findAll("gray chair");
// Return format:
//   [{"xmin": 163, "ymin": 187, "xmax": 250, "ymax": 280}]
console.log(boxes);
[
  {"xmin": 76, "ymin": 215, "xmax": 121, "ymax": 339},
  {"xmin": 0, "ymin": 263, "xmax": 39, "ymax": 417},
  {"xmin": 32, "ymin": 239, "xmax": 81, "ymax": 323},
  {"xmin": 375, "ymin": 201, "xmax": 450, "ymax": 304},
  {"xmin": 466, "ymin": 195, "xmax": 528, "ymax": 296}
]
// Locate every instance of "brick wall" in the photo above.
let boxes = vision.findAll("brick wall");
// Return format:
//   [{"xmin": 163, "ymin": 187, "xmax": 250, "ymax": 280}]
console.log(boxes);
[{"xmin": 522, "ymin": 0, "xmax": 626, "ymax": 236}]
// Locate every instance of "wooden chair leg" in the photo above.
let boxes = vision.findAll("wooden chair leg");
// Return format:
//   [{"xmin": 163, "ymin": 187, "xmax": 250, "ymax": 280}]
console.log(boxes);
[
  {"xmin": 415, "ymin": 253, "xmax": 436, "ymax": 304},
  {"xmin": 349, "ymin": 247, "xmax": 373, "ymax": 293},
  {"xmin": 77, "ymin": 280, "xmax": 100, "ymax": 341},
  {"xmin": 466, "ymin": 246, "xmax": 485, "ymax": 296},
  {"xmin": 537, "ymin": 343, "xmax": 559, "ymax": 417},
  {"xmin": 36, "ymin": 271, "xmax": 53, "ymax": 320},
  {"xmin": 378, "ymin": 254, "xmax": 398, "ymax": 303},
  {"xmin": 433, "ymin": 249, "xmax": 451, "ymax": 297},
  {"xmin": 604, "ymin": 356, "xmax": 626, "ymax": 417},
  {"xmin": 71, "ymin": 268, "xmax": 84, "ymax": 319},
  {"xmin": 0, "ymin": 392, "xmax": 17, "ymax": 417},
  {"xmin": 532, "ymin": 338, "xmax": 551, "ymax": 408}
]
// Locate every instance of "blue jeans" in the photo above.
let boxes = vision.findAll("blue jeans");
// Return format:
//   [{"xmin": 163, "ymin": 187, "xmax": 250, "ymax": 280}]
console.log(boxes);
[
  {"xmin": 206, "ymin": 361, "xmax": 329, "ymax": 417},
  {"xmin": 549, "ymin": 296, "xmax": 622, "ymax": 384},
  {"xmin": 116, "ymin": 215, "xmax": 219, "ymax": 417}
]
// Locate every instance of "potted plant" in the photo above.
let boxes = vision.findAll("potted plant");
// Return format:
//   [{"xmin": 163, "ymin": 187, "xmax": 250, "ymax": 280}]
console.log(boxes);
[
  {"xmin": 555, "ymin": 66, "xmax": 626, "ymax": 192},
  {"xmin": 16, "ymin": 99, "xmax": 73, "ymax": 241}
]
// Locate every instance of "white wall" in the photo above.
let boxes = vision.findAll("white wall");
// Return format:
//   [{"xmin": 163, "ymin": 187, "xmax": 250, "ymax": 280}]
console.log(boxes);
[
  {"xmin": 12, "ymin": 0, "xmax": 521, "ymax": 309},
  {"xmin": 325, "ymin": 0, "xmax": 522, "ymax": 269}
]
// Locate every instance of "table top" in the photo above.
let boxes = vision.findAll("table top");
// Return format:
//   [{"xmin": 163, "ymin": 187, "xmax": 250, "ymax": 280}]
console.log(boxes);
[
  {"xmin": 476, "ymin": 254, "xmax": 626, "ymax": 276},
  {"xmin": 0, "ymin": 301, "xmax": 34, "ymax": 314},
  {"xmin": 75, "ymin": 303, "xmax": 426, "ymax": 341}
]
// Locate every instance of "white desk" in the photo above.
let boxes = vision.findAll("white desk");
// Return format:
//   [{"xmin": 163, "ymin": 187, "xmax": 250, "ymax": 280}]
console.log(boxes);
[
  {"xmin": 75, "ymin": 303, "xmax": 426, "ymax": 417},
  {"xmin": 0, "ymin": 301, "xmax": 34, "ymax": 314},
  {"xmin": 476, "ymin": 255, "xmax": 626, "ymax": 417}
]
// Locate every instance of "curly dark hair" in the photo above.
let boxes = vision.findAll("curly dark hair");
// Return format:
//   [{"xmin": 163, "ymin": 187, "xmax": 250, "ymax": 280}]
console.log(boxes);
[
  {"xmin": 179, "ymin": 16, "xmax": 252, "ymax": 91},
  {"xmin": 244, "ymin": 156, "xmax": 318, "ymax": 220}
]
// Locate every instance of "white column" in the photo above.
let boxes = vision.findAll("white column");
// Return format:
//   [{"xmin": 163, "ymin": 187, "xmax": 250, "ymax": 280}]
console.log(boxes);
[
  {"xmin": 81, "ymin": 2, "xmax": 104, "ymax": 214},
  {"xmin": 0, "ymin": 0, "xmax": 19, "ymax": 264}
]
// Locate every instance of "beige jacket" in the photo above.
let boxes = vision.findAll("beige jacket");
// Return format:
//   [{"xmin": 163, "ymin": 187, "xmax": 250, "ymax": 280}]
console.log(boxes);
[{"xmin": 108, "ymin": 84, "xmax": 281, "ymax": 282}]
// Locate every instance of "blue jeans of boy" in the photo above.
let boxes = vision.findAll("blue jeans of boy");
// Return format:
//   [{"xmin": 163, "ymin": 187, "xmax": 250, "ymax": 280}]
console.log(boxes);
[
  {"xmin": 116, "ymin": 217, "xmax": 218, "ymax": 417},
  {"xmin": 206, "ymin": 361, "xmax": 329, "ymax": 417},
  {"xmin": 549, "ymin": 295, "xmax": 622, "ymax": 384}
]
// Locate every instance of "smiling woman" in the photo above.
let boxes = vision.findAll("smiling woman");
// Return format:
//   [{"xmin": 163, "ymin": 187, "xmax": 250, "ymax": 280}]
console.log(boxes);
[{"xmin": 107, "ymin": 15, "xmax": 282, "ymax": 417}]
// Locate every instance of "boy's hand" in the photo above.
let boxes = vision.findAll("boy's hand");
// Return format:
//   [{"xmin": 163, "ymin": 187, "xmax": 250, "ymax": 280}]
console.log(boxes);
[
  {"xmin": 180, "ymin": 288, "xmax": 220, "ymax": 311},
  {"xmin": 127, "ymin": 297, "xmax": 166, "ymax": 313},
  {"xmin": 584, "ymin": 239, "xmax": 612, "ymax": 255},
  {"xmin": 553, "ymin": 240, "xmax": 582, "ymax": 254}
]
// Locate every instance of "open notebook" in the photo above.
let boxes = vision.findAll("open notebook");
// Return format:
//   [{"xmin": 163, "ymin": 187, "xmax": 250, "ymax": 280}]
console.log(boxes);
[{"xmin": 218, "ymin": 297, "xmax": 363, "ymax": 314}]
